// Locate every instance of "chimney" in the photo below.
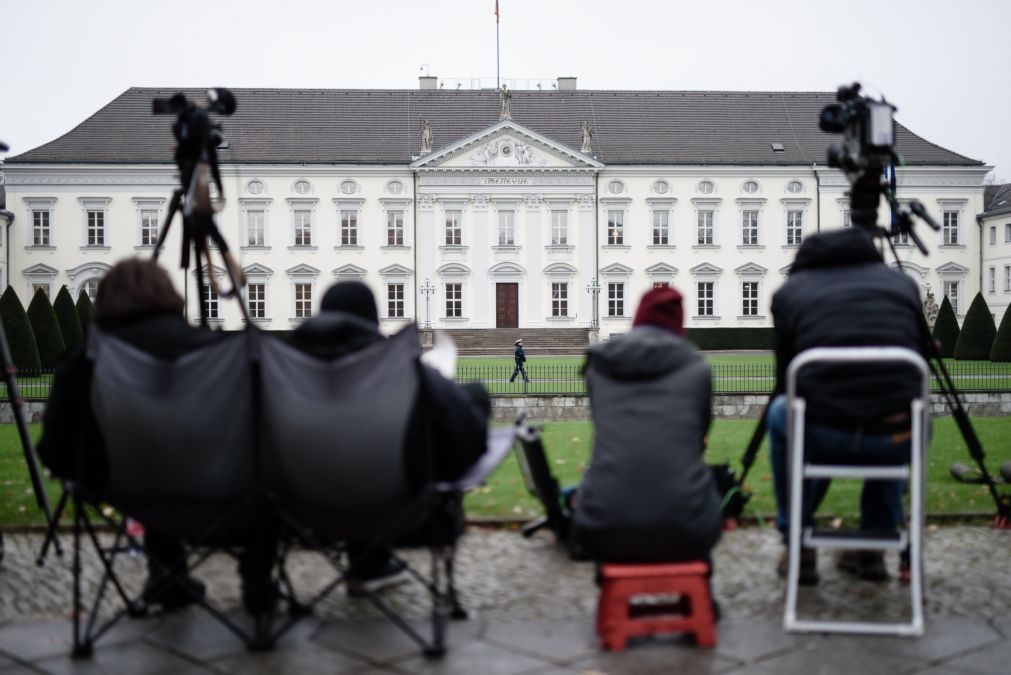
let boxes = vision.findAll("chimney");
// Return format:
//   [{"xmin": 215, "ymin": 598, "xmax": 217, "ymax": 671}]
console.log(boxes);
[
  {"xmin": 419, "ymin": 76, "xmax": 438, "ymax": 90},
  {"xmin": 557, "ymin": 77, "xmax": 577, "ymax": 91}
]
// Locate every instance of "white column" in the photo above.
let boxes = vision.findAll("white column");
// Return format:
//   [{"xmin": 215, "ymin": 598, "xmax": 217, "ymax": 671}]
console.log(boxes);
[{"xmin": 525, "ymin": 195, "xmax": 542, "ymax": 325}]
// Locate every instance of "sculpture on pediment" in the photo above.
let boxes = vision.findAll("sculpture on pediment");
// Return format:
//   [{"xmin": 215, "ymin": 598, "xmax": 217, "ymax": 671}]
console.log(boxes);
[
  {"xmin": 581, "ymin": 121, "xmax": 593, "ymax": 154},
  {"xmin": 471, "ymin": 193, "xmax": 490, "ymax": 209},
  {"xmin": 471, "ymin": 142, "xmax": 499, "ymax": 165},
  {"xmin": 418, "ymin": 194, "xmax": 436, "ymax": 209},
  {"xmin": 923, "ymin": 283, "xmax": 939, "ymax": 328},
  {"xmin": 524, "ymin": 194, "xmax": 542, "ymax": 209},
  {"xmin": 420, "ymin": 119, "xmax": 433, "ymax": 153},
  {"xmin": 515, "ymin": 141, "xmax": 534, "ymax": 165},
  {"xmin": 500, "ymin": 84, "xmax": 512, "ymax": 119}
]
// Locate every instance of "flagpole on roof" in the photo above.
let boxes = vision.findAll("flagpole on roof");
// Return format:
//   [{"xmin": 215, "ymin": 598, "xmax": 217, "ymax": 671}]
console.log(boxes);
[{"xmin": 495, "ymin": 0, "xmax": 501, "ymax": 89}]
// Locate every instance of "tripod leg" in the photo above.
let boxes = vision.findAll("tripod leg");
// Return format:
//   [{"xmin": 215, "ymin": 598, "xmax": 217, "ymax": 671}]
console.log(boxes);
[{"xmin": 152, "ymin": 189, "xmax": 183, "ymax": 261}]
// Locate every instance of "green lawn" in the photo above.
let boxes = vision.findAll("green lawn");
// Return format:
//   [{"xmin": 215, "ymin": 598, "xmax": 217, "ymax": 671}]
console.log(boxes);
[
  {"xmin": 3, "ymin": 418, "xmax": 1007, "ymax": 527},
  {"xmin": 462, "ymin": 416, "xmax": 1011, "ymax": 522}
]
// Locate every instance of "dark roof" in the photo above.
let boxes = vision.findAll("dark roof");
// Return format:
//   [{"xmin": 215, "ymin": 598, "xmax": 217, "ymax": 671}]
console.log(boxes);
[
  {"xmin": 984, "ymin": 183, "xmax": 1011, "ymax": 215},
  {"xmin": 6, "ymin": 87, "xmax": 983, "ymax": 167}
]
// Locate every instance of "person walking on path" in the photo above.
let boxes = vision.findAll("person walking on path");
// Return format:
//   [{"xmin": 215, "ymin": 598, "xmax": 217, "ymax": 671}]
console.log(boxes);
[{"xmin": 510, "ymin": 338, "xmax": 529, "ymax": 383}]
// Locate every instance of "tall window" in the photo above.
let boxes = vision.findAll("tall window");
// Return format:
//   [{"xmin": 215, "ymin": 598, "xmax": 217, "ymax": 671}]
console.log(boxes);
[
  {"xmin": 32, "ymin": 211, "xmax": 51, "ymax": 246},
  {"xmin": 741, "ymin": 210, "xmax": 758, "ymax": 245},
  {"xmin": 294, "ymin": 283, "xmax": 312, "ymax": 318},
  {"xmin": 741, "ymin": 281, "xmax": 759, "ymax": 316},
  {"xmin": 786, "ymin": 210, "xmax": 803, "ymax": 246},
  {"xmin": 246, "ymin": 210, "xmax": 266, "ymax": 246},
  {"xmin": 943, "ymin": 280, "xmax": 959, "ymax": 314},
  {"xmin": 607, "ymin": 210, "xmax": 624, "ymax": 245},
  {"xmin": 293, "ymin": 210, "xmax": 312, "ymax": 246},
  {"xmin": 551, "ymin": 210, "xmax": 568, "ymax": 245},
  {"xmin": 445, "ymin": 283, "xmax": 462, "ymax": 318},
  {"xmin": 387, "ymin": 210, "xmax": 404, "ymax": 246},
  {"xmin": 497, "ymin": 210, "xmax": 515, "ymax": 245},
  {"xmin": 842, "ymin": 209, "xmax": 852, "ymax": 228},
  {"xmin": 697, "ymin": 281, "xmax": 714, "ymax": 316},
  {"xmin": 551, "ymin": 282, "xmax": 568, "ymax": 317},
  {"xmin": 989, "ymin": 267, "xmax": 996, "ymax": 293},
  {"xmin": 697, "ymin": 210, "xmax": 714, "ymax": 245},
  {"xmin": 893, "ymin": 230, "xmax": 909, "ymax": 245},
  {"xmin": 247, "ymin": 283, "xmax": 266, "ymax": 319},
  {"xmin": 82, "ymin": 278, "xmax": 100, "ymax": 301},
  {"xmin": 942, "ymin": 211, "xmax": 959, "ymax": 245},
  {"xmin": 1005, "ymin": 266, "xmax": 1011, "ymax": 293},
  {"xmin": 652, "ymin": 210, "xmax": 670, "ymax": 245},
  {"xmin": 445, "ymin": 210, "xmax": 462, "ymax": 245},
  {"xmin": 340, "ymin": 210, "xmax": 358, "ymax": 246},
  {"xmin": 1006, "ymin": 223, "xmax": 1011, "ymax": 243},
  {"xmin": 607, "ymin": 282, "xmax": 624, "ymax": 317},
  {"xmin": 87, "ymin": 210, "xmax": 105, "ymax": 246},
  {"xmin": 990, "ymin": 226, "xmax": 997, "ymax": 246},
  {"xmin": 387, "ymin": 283, "xmax": 405, "ymax": 318},
  {"xmin": 140, "ymin": 210, "xmax": 160, "ymax": 246},
  {"xmin": 202, "ymin": 284, "xmax": 219, "ymax": 320}
]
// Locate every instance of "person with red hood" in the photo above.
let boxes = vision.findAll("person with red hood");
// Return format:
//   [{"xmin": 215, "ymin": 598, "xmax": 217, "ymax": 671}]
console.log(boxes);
[{"xmin": 570, "ymin": 287, "xmax": 722, "ymax": 565}]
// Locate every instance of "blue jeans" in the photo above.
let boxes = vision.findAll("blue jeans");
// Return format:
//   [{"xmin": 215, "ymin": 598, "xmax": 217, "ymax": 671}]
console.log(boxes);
[{"xmin": 767, "ymin": 395, "xmax": 909, "ymax": 544}]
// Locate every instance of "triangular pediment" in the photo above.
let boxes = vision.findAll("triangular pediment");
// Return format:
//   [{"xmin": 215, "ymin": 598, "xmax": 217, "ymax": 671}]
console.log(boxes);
[
  {"xmin": 412, "ymin": 120, "xmax": 603, "ymax": 171},
  {"xmin": 935, "ymin": 261, "xmax": 969, "ymax": 275},
  {"xmin": 600, "ymin": 263, "xmax": 634, "ymax": 278},
  {"xmin": 644, "ymin": 262, "xmax": 678, "ymax": 276},
  {"xmin": 287, "ymin": 264, "xmax": 321, "ymax": 277},
  {"xmin": 734, "ymin": 262, "xmax": 768, "ymax": 276},
  {"xmin": 690, "ymin": 263, "xmax": 724, "ymax": 276},
  {"xmin": 331, "ymin": 264, "xmax": 366, "ymax": 279},
  {"xmin": 378, "ymin": 264, "xmax": 413, "ymax": 277},
  {"xmin": 242, "ymin": 263, "xmax": 274, "ymax": 277},
  {"xmin": 23, "ymin": 263, "xmax": 59, "ymax": 277}
]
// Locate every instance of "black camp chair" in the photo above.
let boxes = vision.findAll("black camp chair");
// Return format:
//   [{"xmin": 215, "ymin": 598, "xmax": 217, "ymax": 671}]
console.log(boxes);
[
  {"xmin": 59, "ymin": 327, "xmax": 278, "ymax": 655},
  {"xmin": 514, "ymin": 420, "xmax": 572, "ymax": 545},
  {"xmin": 257, "ymin": 323, "xmax": 509, "ymax": 657}
]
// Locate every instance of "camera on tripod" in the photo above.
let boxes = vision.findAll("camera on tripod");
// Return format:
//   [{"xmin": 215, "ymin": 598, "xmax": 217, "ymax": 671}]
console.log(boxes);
[{"xmin": 820, "ymin": 83, "xmax": 896, "ymax": 177}]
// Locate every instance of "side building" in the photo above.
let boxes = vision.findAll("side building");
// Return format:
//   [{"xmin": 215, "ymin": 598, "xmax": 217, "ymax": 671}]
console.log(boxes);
[{"xmin": 0, "ymin": 79, "xmax": 988, "ymax": 339}]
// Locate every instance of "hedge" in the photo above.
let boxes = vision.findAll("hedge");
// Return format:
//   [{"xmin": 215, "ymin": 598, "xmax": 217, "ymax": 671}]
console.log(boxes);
[
  {"xmin": 953, "ymin": 293, "xmax": 996, "ymax": 360},
  {"xmin": 932, "ymin": 294, "xmax": 960, "ymax": 358},
  {"xmin": 76, "ymin": 290, "xmax": 96, "ymax": 339},
  {"xmin": 990, "ymin": 304, "xmax": 1011, "ymax": 361},
  {"xmin": 53, "ymin": 286, "xmax": 84, "ymax": 354},
  {"xmin": 0, "ymin": 287, "xmax": 41, "ymax": 370},
  {"xmin": 27, "ymin": 289, "xmax": 66, "ymax": 369},
  {"xmin": 684, "ymin": 327, "xmax": 775, "ymax": 351}
]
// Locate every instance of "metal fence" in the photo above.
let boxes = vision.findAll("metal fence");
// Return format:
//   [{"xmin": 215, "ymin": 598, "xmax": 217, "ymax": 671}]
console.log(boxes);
[
  {"xmin": 457, "ymin": 362, "xmax": 1011, "ymax": 396},
  {"xmin": 4, "ymin": 361, "xmax": 1011, "ymax": 401}
]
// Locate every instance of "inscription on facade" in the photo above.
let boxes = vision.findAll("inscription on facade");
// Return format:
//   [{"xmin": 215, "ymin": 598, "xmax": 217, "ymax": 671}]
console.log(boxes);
[{"xmin": 483, "ymin": 178, "xmax": 530, "ymax": 185}]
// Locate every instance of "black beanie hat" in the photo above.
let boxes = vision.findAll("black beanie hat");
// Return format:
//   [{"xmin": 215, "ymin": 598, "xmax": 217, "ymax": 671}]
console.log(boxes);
[{"xmin": 321, "ymin": 281, "xmax": 379, "ymax": 325}]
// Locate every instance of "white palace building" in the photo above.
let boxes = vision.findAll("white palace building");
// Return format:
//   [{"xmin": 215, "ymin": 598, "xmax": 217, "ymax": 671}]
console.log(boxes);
[{"xmin": 0, "ymin": 77, "xmax": 991, "ymax": 339}]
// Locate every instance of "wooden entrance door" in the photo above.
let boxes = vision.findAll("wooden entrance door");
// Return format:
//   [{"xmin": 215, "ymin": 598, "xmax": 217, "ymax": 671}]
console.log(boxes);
[{"xmin": 496, "ymin": 283, "xmax": 519, "ymax": 328}]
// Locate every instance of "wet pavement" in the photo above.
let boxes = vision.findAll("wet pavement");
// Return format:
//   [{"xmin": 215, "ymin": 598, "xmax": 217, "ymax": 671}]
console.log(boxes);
[{"xmin": 0, "ymin": 525, "xmax": 1007, "ymax": 673}]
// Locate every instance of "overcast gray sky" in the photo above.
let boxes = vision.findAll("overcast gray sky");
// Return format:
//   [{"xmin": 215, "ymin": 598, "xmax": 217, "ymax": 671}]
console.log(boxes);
[{"xmin": 3, "ymin": 0, "xmax": 1009, "ymax": 179}]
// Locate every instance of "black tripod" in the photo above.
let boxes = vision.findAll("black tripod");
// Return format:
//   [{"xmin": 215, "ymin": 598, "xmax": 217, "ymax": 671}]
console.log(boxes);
[{"xmin": 151, "ymin": 90, "xmax": 248, "ymax": 326}]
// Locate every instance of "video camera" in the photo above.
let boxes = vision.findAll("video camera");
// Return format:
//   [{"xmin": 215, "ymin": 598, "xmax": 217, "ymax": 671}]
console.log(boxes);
[{"xmin": 152, "ymin": 89, "xmax": 235, "ymax": 190}]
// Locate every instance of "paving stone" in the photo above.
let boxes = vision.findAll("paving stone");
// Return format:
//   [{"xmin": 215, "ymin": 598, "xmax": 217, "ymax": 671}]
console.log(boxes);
[
  {"xmin": 753, "ymin": 639, "xmax": 926, "ymax": 675},
  {"xmin": 393, "ymin": 639, "xmax": 549, "ymax": 675},
  {"xmin": 941, "ymin": 639, "xmax": 1011, "ymax": 675},
  {"xmin": 314, "ymin": 618, "xmax": 485, "ymax": 664},
  {"xmin": 209, "ymin": 638, "xmax": 368, "ymax": 675},
  {"xmin": 0, "ymin": 618, "xmax": 154, "ymax": 662},
  {"xmin": 34, "ymin": 641, "xmax": 212, "ymax": 675},
  {"xmin": 482, "ymin": 619, "xmax": 597, "ymax": 663},
  {"xmin": 143, "ymin": 612, "xmax": 261, "ymax": 661},
  {"xmin": 569, "ymin": 636, "xmax": 738, "ymax": 674},
  {"xmin": 712, "ymin": 617, "xmax": 820, "ymax": 664},
  {"xmin": 816, "ymin": 617, "xmax": 1003, "ymax": 664}
]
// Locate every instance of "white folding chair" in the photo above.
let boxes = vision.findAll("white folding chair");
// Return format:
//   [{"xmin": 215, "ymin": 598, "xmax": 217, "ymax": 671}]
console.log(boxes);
[{"xmin": 783, "ymin": 346, "xmax": 930, "ymax": 636}]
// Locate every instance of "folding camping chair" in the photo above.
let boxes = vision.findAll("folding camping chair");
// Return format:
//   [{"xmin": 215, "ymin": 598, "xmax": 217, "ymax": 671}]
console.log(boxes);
[
  {"xmin": 257, "ymin": 324, "xmax": 510, "ymax": 657},
  {"xmin": 783, "ymin": 346, "xmax": 930, "ymax": 637},
  {"xmin": 62, "ymin": 327, "xmax": 273, "ymax": 655},
  {"xmin": 513, "ymin": 419, "xmax": 572, "ymax": 544}
]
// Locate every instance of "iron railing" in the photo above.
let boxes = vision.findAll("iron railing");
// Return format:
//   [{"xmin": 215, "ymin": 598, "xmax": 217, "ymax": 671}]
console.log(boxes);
[
  {"xmin": 455, "ymin": 362, "xmax": 1011, "ymax": 396},
  {"xmin": 6, "ymin": 361, "xmax": 1011, "ymax": 401}
]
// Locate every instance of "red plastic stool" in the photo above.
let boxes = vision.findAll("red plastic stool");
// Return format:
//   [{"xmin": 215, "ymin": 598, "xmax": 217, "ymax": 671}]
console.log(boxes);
[{"xmin": 596, "ymin": 562, "xmax": 716, "ymax": 651}]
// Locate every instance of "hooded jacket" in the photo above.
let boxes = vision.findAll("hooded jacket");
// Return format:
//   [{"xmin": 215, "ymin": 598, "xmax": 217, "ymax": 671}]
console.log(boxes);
[
  {"xmin": 771, "ymin": 228, "xmax": 931, "ymax": 429},
  {"xmin": 572, "ymin": 326, "xmax": 721, "ymax": 562}
]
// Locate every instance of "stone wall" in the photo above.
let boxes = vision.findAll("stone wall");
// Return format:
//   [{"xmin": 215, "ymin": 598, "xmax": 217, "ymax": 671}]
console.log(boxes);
[
  {"xmin": 491, "ymin": 392, "xmax": 1011, "ymax": 423},
  {"xmin": 6, "ymin": 392, "xmax": 1011, "ymax": 425}
]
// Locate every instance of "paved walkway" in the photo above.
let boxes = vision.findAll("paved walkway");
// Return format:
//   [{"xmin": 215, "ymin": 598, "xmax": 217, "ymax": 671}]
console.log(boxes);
[{"xmin": 0, "ymin": 525, "xmax": 1008, "ymax": 673}]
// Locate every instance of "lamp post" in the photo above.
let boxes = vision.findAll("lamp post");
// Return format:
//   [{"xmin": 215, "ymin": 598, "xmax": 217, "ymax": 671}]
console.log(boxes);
[
  {"xmin": 586, "ymin": 277, "xmax": 601, "ymax": 328},
  {"xmin": 420, "ymin": 278, "xmax": 436, "ymax": 329}
]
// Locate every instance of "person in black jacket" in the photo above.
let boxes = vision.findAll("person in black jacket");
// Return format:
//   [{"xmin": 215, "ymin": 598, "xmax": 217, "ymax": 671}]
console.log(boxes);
[
  {"xmin": 38, "ymin": 259, "xmax": 225, "ymax": 611},
  {"xmin": 571, "ymin": 287, "xmax": 721, "ymax": 565},
  {"xmin": 289, "ymin": 281, "xmax": 490, "ymax": 594},
  {"xmin": 509, "ymin": 338, "xmax": 529, "ymax": 383},
  {"xmin": 768, "ymin": 228, "xmax": 932, "ymax": 583}
]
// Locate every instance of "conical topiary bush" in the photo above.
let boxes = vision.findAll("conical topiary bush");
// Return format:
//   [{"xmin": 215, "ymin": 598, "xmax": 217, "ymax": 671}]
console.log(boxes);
[
  {"xmin": 27, "ymin": 288, "xmax": 66, "ymax": 369},
  {"xmin": 53, "ymin": 285, "xmax": 84, "ymax": 354},
  {"xmin": 76, "ymin": 289, "xmax": 96, "ymax": 339},
  {"xmin": 932, "ymin": 294, "xmax": 960, "ymax": 358},
  {"xmin": 953, "ymin": 293, "xmax": 996, "ymax": 360},
  {"xmin": 0, "ymin": 287, "xmax": 41, "ymax": 370},
  {"xmin": 990, "ymin": 304, "xmax": 1011, "ymax": 362}
]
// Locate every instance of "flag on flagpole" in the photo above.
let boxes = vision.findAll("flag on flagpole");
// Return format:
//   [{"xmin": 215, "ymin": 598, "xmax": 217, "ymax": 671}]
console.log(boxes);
[{"xmin": 495, "ymin": 0, "xmax": 500, "ymax": 23}]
